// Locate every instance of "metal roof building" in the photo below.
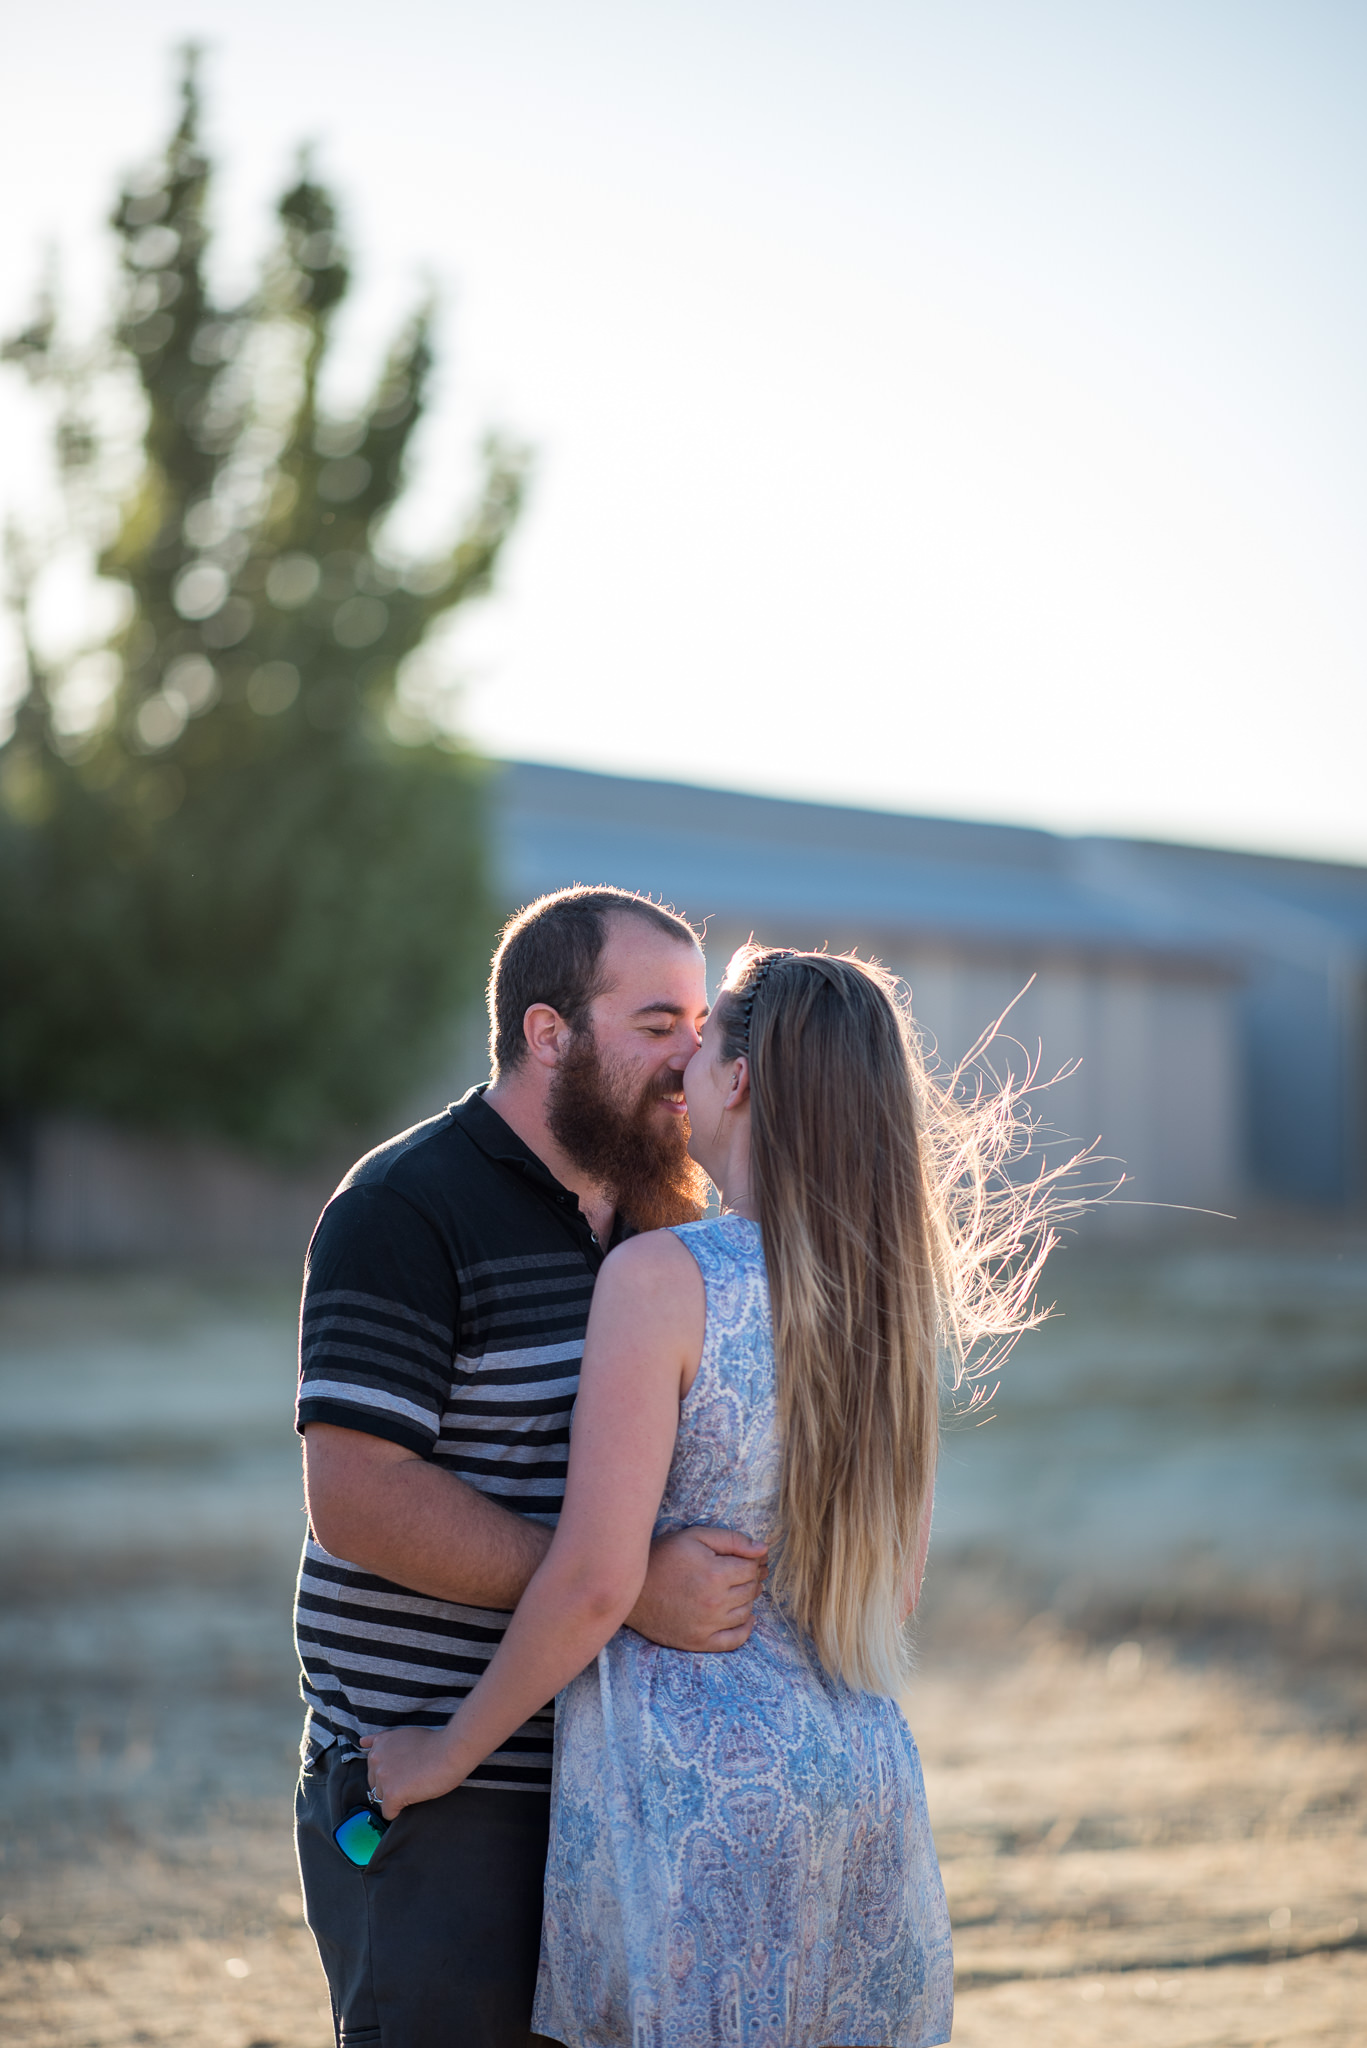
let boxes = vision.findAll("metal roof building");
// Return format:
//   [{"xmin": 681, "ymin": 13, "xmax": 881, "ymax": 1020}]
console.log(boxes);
[{"xmin": 494, "ymin": 762, "xmax": 1367, "ymax": 1221}]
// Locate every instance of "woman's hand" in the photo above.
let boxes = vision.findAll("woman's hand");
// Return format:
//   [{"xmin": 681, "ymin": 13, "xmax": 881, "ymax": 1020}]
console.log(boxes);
[{"xmin": 360, "ymin": 1726, "xmax": 466, "ymax": 1819}]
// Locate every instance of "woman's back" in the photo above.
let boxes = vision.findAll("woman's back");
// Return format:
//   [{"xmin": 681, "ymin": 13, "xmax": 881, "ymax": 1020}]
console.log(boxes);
[
  {"xmin": 655, "ymin": 1215, "xmax": 782, "ymax": 1546},
  {"xmin": 534, "ymin": 1215, "xmax": 954, "ymax": 2048}
]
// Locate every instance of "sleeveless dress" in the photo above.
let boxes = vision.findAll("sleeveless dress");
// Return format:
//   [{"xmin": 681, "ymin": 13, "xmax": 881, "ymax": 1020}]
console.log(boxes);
[{"xmin": 532, "ymin": 1215, "xmax": 954, "ymax": 2048}]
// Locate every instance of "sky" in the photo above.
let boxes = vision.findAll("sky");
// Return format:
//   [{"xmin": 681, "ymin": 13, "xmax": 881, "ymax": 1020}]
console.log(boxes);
[{"xmin": 3, "ymin": 0, "xmax": 1365, "ymax": 860}]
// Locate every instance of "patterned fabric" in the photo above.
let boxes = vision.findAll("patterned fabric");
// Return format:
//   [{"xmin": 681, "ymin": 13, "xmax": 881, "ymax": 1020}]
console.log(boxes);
[
  {"xmin": 533, "ymin": 1215, "xmax": 954, "ymax": 2048},
  {"xmin": 294, "ymin": 1088, "xmax": 626, "ymax": 1790}
]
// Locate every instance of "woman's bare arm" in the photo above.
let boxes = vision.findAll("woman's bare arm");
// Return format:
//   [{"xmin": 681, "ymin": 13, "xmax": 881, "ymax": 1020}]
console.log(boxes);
[
  {"xmin": 362, "ymin": 1230, "xmax": 708, "ymax": 1813},
  {"xmin": 304, "ymin": 1422, "xmax": 762, "ymax": 1646}
]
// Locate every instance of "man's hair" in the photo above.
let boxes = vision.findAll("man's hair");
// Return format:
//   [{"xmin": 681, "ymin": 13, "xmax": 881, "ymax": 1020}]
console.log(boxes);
[{"xmin": 487, "ymin": 886, "xmax": 701, "ymax": 1077}]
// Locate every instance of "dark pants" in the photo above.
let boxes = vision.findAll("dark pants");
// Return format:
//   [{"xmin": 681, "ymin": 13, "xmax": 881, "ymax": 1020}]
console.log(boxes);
[{"xmin": 295, "ymin": 1740, "xmax": 560, "ymax": 2048}]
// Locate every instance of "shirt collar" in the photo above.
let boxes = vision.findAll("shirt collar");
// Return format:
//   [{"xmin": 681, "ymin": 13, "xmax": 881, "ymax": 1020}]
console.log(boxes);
[
  {"xmin": 450, "ymin": 1085, "xmax": 564, "ymax": 1186},
  {"xmin": 449, "ymin": 1086, "xmax": 635, "ymax": 1248}
]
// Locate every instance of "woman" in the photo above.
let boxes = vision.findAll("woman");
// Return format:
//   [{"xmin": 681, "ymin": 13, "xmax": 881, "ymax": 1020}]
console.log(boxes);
[{"xmin": 364, "ymin": 947, "xmax": 1060, "ymax": 2047}]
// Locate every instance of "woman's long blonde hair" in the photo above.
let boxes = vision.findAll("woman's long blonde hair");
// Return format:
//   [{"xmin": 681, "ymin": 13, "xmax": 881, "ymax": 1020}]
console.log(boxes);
[{"xmin": 715, "ymin": 946, "xmax": 1081, "ymax": 1696}]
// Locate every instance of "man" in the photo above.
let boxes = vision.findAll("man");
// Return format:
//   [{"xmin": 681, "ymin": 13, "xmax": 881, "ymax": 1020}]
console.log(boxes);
[{"xmin": 293, "ymin": 886, "xmax": 767, "ymax": 2048}]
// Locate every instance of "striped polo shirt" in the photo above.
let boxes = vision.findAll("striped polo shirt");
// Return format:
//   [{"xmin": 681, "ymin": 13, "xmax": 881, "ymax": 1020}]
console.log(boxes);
[{"xmin": 293, "ymin": 1087, "xmax": 625, "ymax": 1793}]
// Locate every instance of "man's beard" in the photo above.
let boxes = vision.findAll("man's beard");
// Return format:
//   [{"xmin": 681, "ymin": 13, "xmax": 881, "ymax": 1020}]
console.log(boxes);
[{"xmin": 545, "ymin": 1031, "xmax": 711, "ymax": 1233}]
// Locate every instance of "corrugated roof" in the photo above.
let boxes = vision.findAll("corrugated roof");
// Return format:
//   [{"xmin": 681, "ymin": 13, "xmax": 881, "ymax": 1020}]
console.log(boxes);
[{"xmin": 493, "ymin": 762, "xmax": 1317, "ymax": 972}]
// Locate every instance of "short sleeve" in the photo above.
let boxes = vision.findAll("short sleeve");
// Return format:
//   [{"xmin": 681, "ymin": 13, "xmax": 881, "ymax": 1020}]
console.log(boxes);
[{"xmin": 295, "ymin": 1183, "xmax": 457, "ymax": 1455}]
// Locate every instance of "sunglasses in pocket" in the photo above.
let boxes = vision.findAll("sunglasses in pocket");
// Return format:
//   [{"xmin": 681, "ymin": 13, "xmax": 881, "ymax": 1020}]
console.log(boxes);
[{"xmin": 334, "ymin": 1806, "xmax": 390, "ymax": 1867}]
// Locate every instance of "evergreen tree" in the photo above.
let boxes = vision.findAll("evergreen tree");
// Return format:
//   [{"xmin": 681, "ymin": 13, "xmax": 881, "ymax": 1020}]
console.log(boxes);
[{"xmin": 1, "ymin": 55, "xmax": 528, "ymax": 1154}]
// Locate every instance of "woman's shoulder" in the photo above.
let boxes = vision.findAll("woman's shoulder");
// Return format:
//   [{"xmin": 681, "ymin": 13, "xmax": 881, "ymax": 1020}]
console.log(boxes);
[
  {"xmin": 595, "ymin": 1224, "xmax": 710, "ymax": 1301},
  {"xmin": 592, "ymin": 1230, "xmax": 706, "ymax": 1340},
  {"xmin": 601, "ymin": 1216, "xmax": 760, "ymax": 1292}
]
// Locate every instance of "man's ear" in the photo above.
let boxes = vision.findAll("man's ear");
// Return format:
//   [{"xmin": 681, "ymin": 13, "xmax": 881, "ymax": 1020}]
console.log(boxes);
[{"xmin": 523, "ymin": 1003, "xmax": 573, "ymax": 1070}]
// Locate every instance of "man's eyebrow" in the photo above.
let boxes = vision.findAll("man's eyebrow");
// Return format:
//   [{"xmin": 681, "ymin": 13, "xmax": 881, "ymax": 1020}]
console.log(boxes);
[{"xmin": 630, "ymin": 999, "xmax": 706, "ymax": 1019}]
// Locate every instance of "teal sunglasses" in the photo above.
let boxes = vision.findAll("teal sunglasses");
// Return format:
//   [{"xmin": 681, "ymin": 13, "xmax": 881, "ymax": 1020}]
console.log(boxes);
[{"xmin": 334, "ymin": 1806, "xmax": 390, "ymax": 1867}]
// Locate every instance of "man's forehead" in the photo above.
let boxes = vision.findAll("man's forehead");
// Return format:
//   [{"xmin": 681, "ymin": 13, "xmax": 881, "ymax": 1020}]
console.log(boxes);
[{"xmin": 597, "ymin": 916, "xmax": 706, "ymax": 997}]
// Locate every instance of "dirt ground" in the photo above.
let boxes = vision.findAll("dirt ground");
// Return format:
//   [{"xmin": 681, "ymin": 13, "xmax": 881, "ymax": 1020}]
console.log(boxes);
[
  {"xmin": 3, "ymin": 1603, "xmax": 1363, "ymax": 2048},
  {"xmin": 2, "ymin": 1242, "xmax": 1364, "ymax": 2047}
]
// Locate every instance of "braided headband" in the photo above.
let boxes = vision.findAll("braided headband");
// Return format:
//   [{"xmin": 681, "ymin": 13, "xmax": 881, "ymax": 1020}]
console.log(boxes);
[{"xmin": 740, "ymin": 949, "xmax": 797, "ymax": 1046}]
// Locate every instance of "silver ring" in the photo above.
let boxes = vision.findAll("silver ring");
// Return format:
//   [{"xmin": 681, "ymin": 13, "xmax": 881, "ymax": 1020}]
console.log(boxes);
[{"xmin": 367, "ymin": 1786, "xmax": 384, "ymax": 1808}]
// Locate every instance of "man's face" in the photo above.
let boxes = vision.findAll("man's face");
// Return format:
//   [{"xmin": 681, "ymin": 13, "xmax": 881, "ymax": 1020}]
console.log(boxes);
[
  {"xmin": 545, "ymin": 917, "xmax": 712, "ymax": 1230},
  {"xmin": 585, "ymin": 918, "xmax": 710, "ymax": 1131}
]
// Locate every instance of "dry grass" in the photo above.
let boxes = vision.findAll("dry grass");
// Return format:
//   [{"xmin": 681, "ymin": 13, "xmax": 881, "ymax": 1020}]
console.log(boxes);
[
  {"xmin": 1, "ymin": 1247, "xmax": 1364, "ymax": 2045},
  {"xmin": 921, "ymin": 1615, "xmax": 1366, "ymax": 2045},
  {"xmin": 3, "ymin": 1611, "xmax": 1362, "ymax": 2047}
]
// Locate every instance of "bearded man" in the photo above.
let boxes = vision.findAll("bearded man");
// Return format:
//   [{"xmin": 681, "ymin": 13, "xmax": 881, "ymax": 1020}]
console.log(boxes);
[{"xmin": 293, "ymin": 886, "xmax": 766, "ymax": 2048}]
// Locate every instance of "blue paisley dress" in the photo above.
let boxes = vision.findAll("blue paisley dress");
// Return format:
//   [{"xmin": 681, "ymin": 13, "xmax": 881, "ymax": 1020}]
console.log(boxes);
[{"xmin": 532, "ymin": 1215, "xmax": 954, "ymax": 2048}]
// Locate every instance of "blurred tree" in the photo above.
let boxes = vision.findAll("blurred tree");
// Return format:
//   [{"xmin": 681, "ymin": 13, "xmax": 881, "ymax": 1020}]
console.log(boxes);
[{"xmin": 0, "ymin": 53, "xmax": 528, "ymax": 1154}]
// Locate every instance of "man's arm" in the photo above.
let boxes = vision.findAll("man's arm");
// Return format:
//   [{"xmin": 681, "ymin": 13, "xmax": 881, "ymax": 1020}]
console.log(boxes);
[
  {"xmin": 304, "ymin": 1423, "xmax": 765, "ymax": 1648},
  {"xmin": 304, "ymin": 1423, "xmax": 550, "ymax": 1610}
]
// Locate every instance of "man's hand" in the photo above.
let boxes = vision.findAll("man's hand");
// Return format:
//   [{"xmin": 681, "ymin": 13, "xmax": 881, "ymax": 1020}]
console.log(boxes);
[{"xmin": 626, "ymin": 1527, "xmax": 768, "ymax": 1652}]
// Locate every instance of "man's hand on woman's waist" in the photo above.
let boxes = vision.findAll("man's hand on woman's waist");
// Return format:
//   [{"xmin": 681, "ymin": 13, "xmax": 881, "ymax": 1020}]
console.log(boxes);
[
  {"xmin": 305, "ymin": 1422, "xmax": 763, "ymax": 1650},
  {"xmin": 628, "ymin": 1526, "xmax": 768, "ymax": 1653}
]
